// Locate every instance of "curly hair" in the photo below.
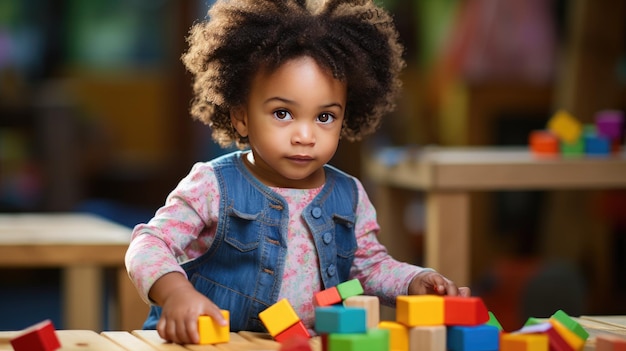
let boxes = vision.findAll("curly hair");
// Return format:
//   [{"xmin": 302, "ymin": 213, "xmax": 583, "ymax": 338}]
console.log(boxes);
[{"xmin": 182, "ymin": 0, "xmax": 405, "ymax": 149}]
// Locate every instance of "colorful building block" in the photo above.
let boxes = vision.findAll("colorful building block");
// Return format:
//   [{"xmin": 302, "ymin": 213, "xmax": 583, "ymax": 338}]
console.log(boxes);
[
  {"xmin": 279, "ymin": 334, "xmax": 313, "ymax": 351},
  {"xmin": 529, "ymin": 130, "xmax": 559, "ymax": 156},
  {"xmin": 336, "ymin": 279, "xmax": 364, "ymax": 300},
  {"xmin": 486, "ymin": 312, "xmax": 504, "ymax": 331},
  {"xmin": 447, "ymin": 325, "xmax": 500, "ymax": 351},
  {"xmin": 596, "ymin": 333, "xmax": 626, "ymax": 351},
  {"xmin": 396, "ymin": 295, "xmax": 444, "ymax": 327},
  {"xmin": 444, "ymin": 296, "xmax": 489, "ymax": 326},
  {"xmin": 561, "ymin": 138, "xmax": 584, "ymax": 157},
  {"xmin": 584, "ymin": 130, "xmax": 611, "ymax": 155},
  {"xmin": 275, "ymin": 320, "xmax": 311, "ymax": 343},
  {"xmin": 515, "ymin": 322, "xmax": 573, "ymax": 351},
  {"xmin": 327, "ymin": 328, "xmax": 389, "ymax": 351},
  {"xmin": 259, "ymin": 298, "xmax": 301, "ymax": 337},
  {"xmin": 198, "ymin": 311, "xmax": 230, "ymax": 344},
  {"xmin": 314, "ymin": 287, "xmax": 343, "ymax": 307},
  {"xmin": 378, "ymin": 321, "xmax": 408, "ymax": 351},
  {"xmin": 343, "ymin": 295, "xmax": 380, "ymax": 329},
  {"xmin": 408, "ymin": 325, "xmax": 446, "ymax": 351},
  {"xmin": 10, "ymin": 320, "xmax": 61, "ymax": 351},
  {"xmin": 548, "ymin": 110, "xmax": 583, "ymax": 144},
  {"xmin": 550, "ymin": 310, "xmax": 589, "ymax": 341},
  {"xmin": 501, "ymin": 333, "xmax": 549, "ymax": 351},
  {"xmin": 315, "ymin": 306, "xmax": 367, "ymax": 334},
  {"xmin": 548, "ymin": 319, "xmax": 585, "ymax": 351},
  {"xmin": 595, "ymin": 110, "xmax": 624, "ymax": 141}
]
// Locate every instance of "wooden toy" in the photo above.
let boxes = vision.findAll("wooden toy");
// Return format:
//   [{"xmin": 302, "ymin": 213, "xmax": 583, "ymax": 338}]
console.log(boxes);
[
  {"xmin": 327, "ymin": 328, "xmax": 389, "ymax": 351},
  {"xmin": 548, "ymin": 319, "xmax": 585, "ymax": 351},
  {"xmin": 584, "ymin": 127, "xmax": 611, "ymax": 155},
  {"xmin": 515, "ymin": 322, "xmax": 573, "ymax": 351},
  {"xmin": 408, "ymin": 325, "xmax": 446, "ymax": 351},
  {"xmin": 595, "ymin": 110, "xmax": 624, "ymax": 141},
  {"xmin": 501, "ymin": 333, "xmax": 549, "ymax": 351},
  {"xmin": 343, "ymin": 295, "xmax": 380, "ymax": 329},
  {"xmin": 10, "ymin": 319, "xmax": 61, "ymax": 351},
  {"xmin": 396, "ymin": 295, "xmax": 444, "ymax": 327},
  {"xmin": 336, "ymin": 279, "xmax": 364, "ymax": 300},
  {"xmin": 279, "ymin": 334, "xmax": 313, "ymax": 351},
  {"xmin": 548, "ymin": 110, "xmax": 582, "ymax": 144},
  {"xmin": 446, "ymin": 325, "xmax": 500, "ymax": 351},
  {"xmin": 198, "ymin": 311, "xmax": 230, "ymax": 344},
  {"xmin": 314, "ymin": 286, "xmax": 342, "ymax": 307},
  {"xmin": 486, "ymin": 312, "xmax": 504, "ymax": 331},
  {"xmin": 275, "ymin": 320, "xmax": 311, "ymax": 343},
  {"xmin": 551, "ymin": 310, "xmax": 589, "ymax": 341},
  {"xmin": 596, "ymin": 333, "xmax": 626, "ymax": 351},
  {"xmin": 444, "ymin": 296, "xmax": 489, "ymax": 326},
  {"xmin": 378, "ymin": 321, "xmax": 408, "ymax": 351},
  {"xmin": 529, "ymin": 130, "xmax": 559, "ymax": 156},
  {"xmin": 315, "ymin": 306, "xmax": 367, "ymax": 334},
  {"xmin": 259, "ymin": 298, "xmax": 301, "ymax": 337}
]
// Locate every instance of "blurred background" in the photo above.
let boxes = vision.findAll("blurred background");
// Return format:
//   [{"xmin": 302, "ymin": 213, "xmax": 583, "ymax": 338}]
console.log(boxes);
[{"xmin": 0, "ymin": 0, "xmax": 625, "ymax": 332}]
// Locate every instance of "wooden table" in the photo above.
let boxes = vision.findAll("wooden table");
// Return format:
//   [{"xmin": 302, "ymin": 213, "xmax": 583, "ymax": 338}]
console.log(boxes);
[
  {"xmin": 0, "ymin": 213, "xmax": 148, "ymax": 331},
  {"xmin": 363, "ymin": 146, "xmax": 626, "ymax": 286}
]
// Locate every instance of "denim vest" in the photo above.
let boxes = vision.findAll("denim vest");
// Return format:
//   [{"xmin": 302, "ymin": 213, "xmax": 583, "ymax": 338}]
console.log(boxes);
[{"xmin": 143, "ymin": 151, "xmax": 358, "ymax": 331}]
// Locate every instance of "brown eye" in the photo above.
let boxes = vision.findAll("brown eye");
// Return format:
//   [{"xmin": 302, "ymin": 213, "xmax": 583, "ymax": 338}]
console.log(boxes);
[
  {"xmin": 273, "ymin": 110, "xmax": 292, "ymax": 120},
  {"xmin": 317, "ymin": 113, "xmax": 335, "ymax": 124}
]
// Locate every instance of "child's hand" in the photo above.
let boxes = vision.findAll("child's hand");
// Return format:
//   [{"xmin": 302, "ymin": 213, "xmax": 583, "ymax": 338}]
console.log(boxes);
[
  {"xmin": 408, "ymin": 270, "xmax": 471, "ymax": 297},
  {"xmin": 149, "ymin": 272, "xmax": 227, "ymax": 344}
]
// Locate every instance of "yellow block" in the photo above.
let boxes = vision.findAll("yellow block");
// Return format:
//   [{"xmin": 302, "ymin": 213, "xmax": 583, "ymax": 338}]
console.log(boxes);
[
  {"xmin": 396, "ymin": 295, "xmax": 444, "ymax": 327},
  {"xmin": 549, "ymin": 318, "xmax": 585, "ymax": 351},
  {"xmin": 198, "ymin": 310, "xmax": 230, "ymax": 345},
  {"xmin": 501, "ymin": 333, "xmax": 549, "ymax": 351},
  {"xmin": 547, "ymin": 109, "xmax": 582, "ymax": 143},
  {"xmin": 258, "ymin": 298, "xmax": 300, "ymax": 337},
  {"xmin": 378, "ymin": 321, "xmax": 409, "ymax": 351}
]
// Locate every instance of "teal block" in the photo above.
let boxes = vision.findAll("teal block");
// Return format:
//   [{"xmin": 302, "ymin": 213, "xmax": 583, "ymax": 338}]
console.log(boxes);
[
  {"xmin": 551, "ymin": 310, "xmax": 589, "ymax": 340},
  {"xmin": 328, "ymin": 328, "xmax": 389, "ymax": 351},
  {"xmin": 447, "ymin": 325, "xmax": 499, "ymax": 351},
  {"xmin": 336, "ymin": 279, "xmax": 364, "ymax": 300},
  {"xmin": 315, "ymin": 306, "xmax": 366, "ymax": 334}
]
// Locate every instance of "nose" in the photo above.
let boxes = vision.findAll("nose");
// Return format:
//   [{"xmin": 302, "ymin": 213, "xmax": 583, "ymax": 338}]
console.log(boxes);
[{"xmin": 292, "ymin": 121, "xmax": 316, "ymax": 145}]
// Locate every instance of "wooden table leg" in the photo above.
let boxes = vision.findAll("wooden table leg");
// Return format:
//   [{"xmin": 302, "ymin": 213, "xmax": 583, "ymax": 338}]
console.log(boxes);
[
  {"xmin": 63, "ymin": 266, "xmax": 102, "ymax": 330},
  {"xmin": 425, "ymin": 191, "xmax": 471, "ymax": 286},
  {"xmin": 117, "ymin": 267, "xmax": 150, "ymax": 331}
]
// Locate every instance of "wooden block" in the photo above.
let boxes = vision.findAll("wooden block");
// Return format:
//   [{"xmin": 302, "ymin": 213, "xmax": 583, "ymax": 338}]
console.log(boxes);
[
  {"xmin": 548, "ymin": 319, "xmax": 585, "ymax": 351},
  {"xmin": 548, "ymin": 110, "xmax": 582, "ymax": 143},
  {"xmin": 486, "ymin": 312, "xmax": 504, "ymax": 331},
  {"xmin": 501, "ymin": 333, "xmax": 549, "ymax": 351},
  {"xmin": 336, "ymin": 279, "xmax": 364, "ymax": 300},
  {"xmin": 409, "ymin": 326, "xmax": 446, "ymax": 351},
  {"xmin": 278, "ymin": 334, "xmax": 312, "ymax": 351},
  {"xmin": 446, "ymin": 325, "xmax": 500, "ymax": 351},
  {"xmin": 314, "ymin": 306, "xmax": 366, "ymax": 334},
  {"xmin": 327, "ymin": 328, "xmax": 389, "ymax": 351},
  {"xmin": 596, "ymin": 333, "xmax": 626, "ymax": 351},
  {"xmin": 396, "ymin": 295, "xmax": 444, "ymax": 327},
  {"xmin": 343, "ymin": 295, "xmax": 380, "ymax": 329},
  {"xmin": 378, "ymin": 321, "xmax": 408, "ymax": 351},
  {"xmin": 514, "ymin": 322, "xmax": 573, "ymax": 351},
  {"xmin": 199, "ymin": 311, "xmax": 230, "ymax": 345},
  {"xmin": 10, "ymin": 320, "xmax": 61, "ymax": 351},
  {"xmin": 551, "ymin": 310, "xmax": 589, "ymax": 341},
  {"xmin": 259, "ymin": 299, "xmax": 301, "ymax": 337},
  {"xmin": 529, "ymin": 130, "xmax": 559, "ymax": 156},
  {"xmin": 314, "ymin": 287, "xmax": 342, "ymax": 307},
  {"xmin": 275, "ymin": 321, "xmax": 310, "ymax": 343},
  {"xmin": 444, "ymin": 296, "xmax": 489, "ymax": 326}
]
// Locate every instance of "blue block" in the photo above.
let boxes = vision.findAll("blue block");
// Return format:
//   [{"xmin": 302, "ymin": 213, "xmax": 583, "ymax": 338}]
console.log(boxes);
[
  {"xmin": 447, "ymin": 325, "xmax": 500, "ymax": 351},
  {"xmin": 315, "ymin": 306, "xmax": 367, "ymax": 334},
  {"xmin": 584, "ymin": 134, "xmax": 611, "ymax": 155}
]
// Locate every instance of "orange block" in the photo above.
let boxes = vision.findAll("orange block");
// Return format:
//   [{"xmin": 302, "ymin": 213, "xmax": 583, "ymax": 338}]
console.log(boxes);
[
  {"xmin": 444, "ymin": 296, "xmax": 489, "ymax": 326},
  {"xmin": 596, "ymin": 334, "xmax": 626, "ymax": 351},
  {"xmin": 198, "ymin": 311, "xmax": 230, "ymax": 345},
  {"xmin": 313, "ymin": 287, "xmax": 342, "ymax": 307},
  {"xmin": 530, "ymin": 130, "xmax": 559, "ymax": 156}
]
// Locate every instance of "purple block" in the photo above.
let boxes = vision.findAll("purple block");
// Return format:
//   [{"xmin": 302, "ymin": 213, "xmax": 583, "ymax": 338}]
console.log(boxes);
[{"xmin": 595, "ymin": 110, "xmax": 624, "ymax": 140}]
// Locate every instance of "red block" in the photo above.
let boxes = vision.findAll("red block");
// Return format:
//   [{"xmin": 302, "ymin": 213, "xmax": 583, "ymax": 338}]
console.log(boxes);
[
  {"xmin": 279, "ymin": 334, "xmax": 313, "ymax": 351},
  {"xmin": 444, "ymin": 296, "xmax": 489, "ymax": 326},
  {"xmin": 545, "ymin": 324, "xmax": 574, "ymax": 351},
  {"xmin": 596, "ymin": 334, "xmax": 626, "ymax": 351},
  {"xmin": 313, "ymin": 287, "xmax": 342, "ymax": 307},
  {"xmin": 529, "ymin": 130, "xmax": 559, "ymax": 156},
  {"xmin": 275, "ymin": 320, "xmax": 311, "ymax": 343},
  {"xmin": 10, "ymin": 320, "xmax": 61, "ymax": 351}
]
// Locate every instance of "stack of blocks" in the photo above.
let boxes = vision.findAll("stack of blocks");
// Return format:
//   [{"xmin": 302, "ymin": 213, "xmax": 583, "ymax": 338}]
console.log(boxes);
[
  {"xmin": 259, "ymin": 298, "xmax": 311, "ymax": 343},
  {"xmin": 500, "ymin": 310, "xmax": 589, "ymax": 351},
  {"xmin": 530, "ymin": 109, "xmax": 624, "ymax": 157}
]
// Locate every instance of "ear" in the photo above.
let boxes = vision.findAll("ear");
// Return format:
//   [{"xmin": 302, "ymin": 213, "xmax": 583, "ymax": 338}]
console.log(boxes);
[{"xmin": 230, "ymin": 107, "xmax": 249, "ymax": 138}]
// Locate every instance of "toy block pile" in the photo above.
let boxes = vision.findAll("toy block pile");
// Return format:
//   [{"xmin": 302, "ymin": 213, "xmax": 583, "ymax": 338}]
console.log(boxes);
[
  {"xmin": 529, "ymin": 109, "xmax": 624, "ymax": 157},
  {"xmin": 501, "ymin": 310, "xmax": 589, "ymax": 351},
  {"xmin": 259, "ymin": 298, "xmax": 312, "ymax": 343}
]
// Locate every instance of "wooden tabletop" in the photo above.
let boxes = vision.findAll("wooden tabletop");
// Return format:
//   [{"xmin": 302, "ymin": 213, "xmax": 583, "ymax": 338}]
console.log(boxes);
[
  {"xmin": 0, "ymin": 213, "xmax": 131, "ymax": 266},
  {"xmin": 364, "ymin": 146, "xmax": 626, "ymax": 191}
]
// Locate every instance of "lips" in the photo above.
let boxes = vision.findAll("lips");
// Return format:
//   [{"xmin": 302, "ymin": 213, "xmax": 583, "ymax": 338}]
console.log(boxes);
[{"xmin": 287, "ymin": 155, "xmax": 314, "ymax": 162}]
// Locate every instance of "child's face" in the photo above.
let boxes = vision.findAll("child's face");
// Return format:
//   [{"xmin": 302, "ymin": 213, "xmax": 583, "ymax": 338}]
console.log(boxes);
[{"xmin": 231, "ymin": 56, "xmax": 347, "ymax": 188}]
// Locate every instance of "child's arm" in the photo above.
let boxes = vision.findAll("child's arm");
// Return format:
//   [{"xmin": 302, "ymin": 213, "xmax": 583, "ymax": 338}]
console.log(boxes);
[{"xmin": 149, "ymin": 272, "xmax": 227, "ymax": 345}]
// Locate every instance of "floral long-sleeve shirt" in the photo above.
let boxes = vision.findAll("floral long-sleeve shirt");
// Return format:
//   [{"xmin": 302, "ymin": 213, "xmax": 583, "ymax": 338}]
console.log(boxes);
[{"xmin": 125, "ymin": 161, "xmax": 426, "ymax": 328}]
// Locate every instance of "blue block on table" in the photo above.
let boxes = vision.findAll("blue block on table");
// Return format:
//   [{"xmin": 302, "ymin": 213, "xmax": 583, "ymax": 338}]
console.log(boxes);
[
  {"xmin": 447, "ymin": 325, "xmax": 500, "ymax": 351},
  {"xmin": 314, "ymin": 306, "xmax": 367, "ymax": 334}
]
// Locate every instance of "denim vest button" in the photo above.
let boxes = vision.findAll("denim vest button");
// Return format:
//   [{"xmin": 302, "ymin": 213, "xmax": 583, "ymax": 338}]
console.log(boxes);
[
  {"xmin": 326, "ymin": 264, "xmax": 336, "ymax": 276},
  {"xmin": 322, "ymin": 232, "xmax": 332, "ymax": 244},
  {"xmin": 312, "ymin": 207, "xmax": 322, "ymax": 218}
]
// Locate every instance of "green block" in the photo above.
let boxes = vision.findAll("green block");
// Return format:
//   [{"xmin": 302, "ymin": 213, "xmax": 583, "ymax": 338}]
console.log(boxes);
[
  {"xmin": 336, "ymin": 279, "xmax": 364, "ymax": 300},
  {"xmin": 523, "ymin": 317, "xmax": 544, "ymax": 327},
  {"xmin": 561, "ymin": 139, "xmax": 584, "ymax": 156},
  {"xmin": 328, "ymin": 328, "xmax": 389, "ymax": 351},
  {"xmin": 551, "ymin": 310, "xmax": 589, "ymax": 340},
  {"xmin": 486, "ymin": 311, "xmax": 503, "ymax": 331}
]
